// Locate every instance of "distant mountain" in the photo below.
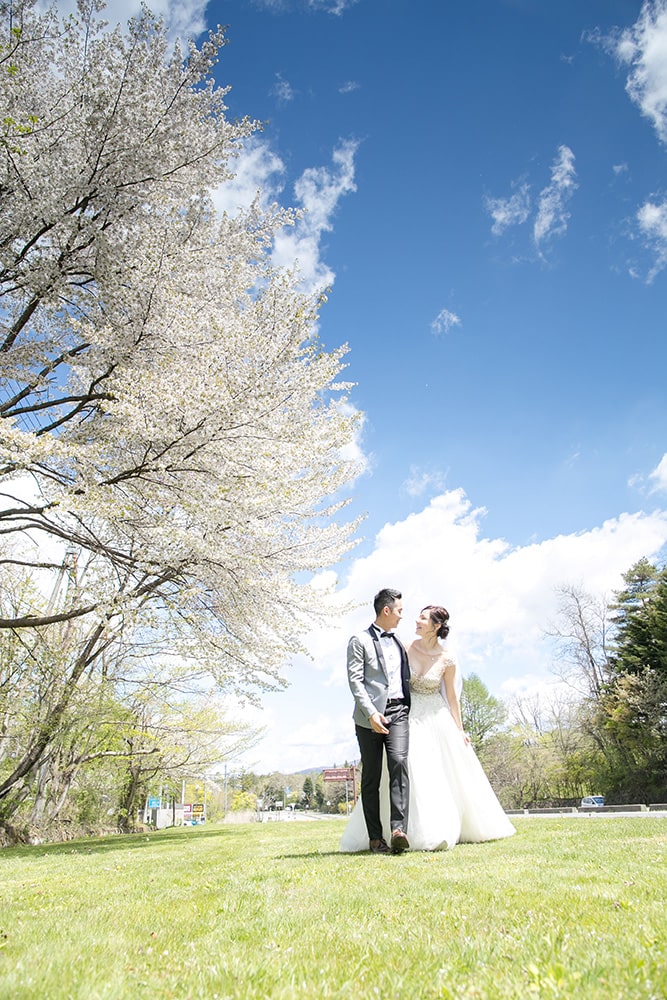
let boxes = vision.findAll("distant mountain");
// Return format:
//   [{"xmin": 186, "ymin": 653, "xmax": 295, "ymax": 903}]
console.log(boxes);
[
  {"xmin": 254, "ymin": 764, "xmax": 357, "ymax": 778},
  {"xmin": 296, "ymin": 764, "xmax": 357, "ymax": 775}
]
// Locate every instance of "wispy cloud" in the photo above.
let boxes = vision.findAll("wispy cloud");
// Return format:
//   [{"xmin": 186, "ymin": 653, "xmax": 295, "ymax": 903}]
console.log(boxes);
[
  {"xmin": 431, "ymin": 308, "xmax": 461, "ymax": 336},
  {"xmin": 271, "ymin": 72, "xmax": 296, "ymax": 104},
  {"xmin": 337, "ymin": 402, "xmax": 369, "ymax": 474},
  {"xmin": 253, "ymin": 0, "xmax": 359, "ymax": 13},
  {"xmin": 485, "ymin": 147, "xmax": 577, "ymax": 254},
  {"xmin": 533, "ymin": 145, "xmax": 578, "ymax": 252},
  {"xmin": 649, "ymin": 452, "xmax": 667, "ymax": 492},
  {"xmin": 590, "ymin": 5, "xmax": 667, "ymax": 279},
  {"xmin": 250, "ymin": 0, "xmax": 287, "ymax": 10},
  {"xmin": 628, "ymin": 453, "xmax": 667, "ymax": 493},
  {"xmin": 485, "ymin": 183, "xmax": 531, "ymax": 236},
  {"xmin": 211, "ymin": 137, "xmax": 358, "ymax": 294},
  {"xmin": 272, "ymin": 138, "xmax": 359, "ymax": 293},
  {"xmin": 637, "ymin": 196, "xmax": 667, "ymax": 280},
  {"xmin": 339, "ymin": 80, "xmax": 360, "ymax": 94},
  {"xmin": 307, "ymin": 0, "xmax": 359, "ymax": 13},
  {"xmin": 403, "ymin": 467, "xmax": 449, "ymax": 498}
]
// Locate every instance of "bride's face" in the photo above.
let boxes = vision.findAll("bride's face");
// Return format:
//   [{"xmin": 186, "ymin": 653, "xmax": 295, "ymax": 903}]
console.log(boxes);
[{"xmin": 415, "ymin": 609, "xmax": 436, "ymax": 637}]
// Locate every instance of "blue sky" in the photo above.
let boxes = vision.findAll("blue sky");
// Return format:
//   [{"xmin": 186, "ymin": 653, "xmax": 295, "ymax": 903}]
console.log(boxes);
[
  {"xmin": 62, "ymin": 0, "xmax": 667, "ymax": 772},
  {"xmin": 207, "ymin": 0, "xmax": 667, "ymax": 546}
]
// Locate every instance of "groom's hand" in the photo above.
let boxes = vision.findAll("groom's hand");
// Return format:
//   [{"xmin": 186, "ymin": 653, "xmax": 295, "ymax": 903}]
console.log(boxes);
[{"xmin": 370, "ymin": 712, "xmax": 390, "ymax": 735}]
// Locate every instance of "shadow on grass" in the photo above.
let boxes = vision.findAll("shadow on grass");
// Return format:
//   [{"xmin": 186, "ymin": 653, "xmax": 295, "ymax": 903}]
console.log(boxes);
[{"xmin": 275, "ymin": 850, "xmax": 349, "ymax": 860}]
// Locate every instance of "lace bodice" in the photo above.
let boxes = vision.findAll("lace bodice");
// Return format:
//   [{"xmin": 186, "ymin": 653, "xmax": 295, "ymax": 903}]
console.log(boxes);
[{"xmin": 410, "ymin": 657, "xmax": 455, "ymax": 696}]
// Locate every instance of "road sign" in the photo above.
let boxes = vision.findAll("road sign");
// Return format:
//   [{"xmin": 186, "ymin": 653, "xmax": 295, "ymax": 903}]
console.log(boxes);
[{"xmin": 148, "ymin": 797, "xmax": 161, "ymax": 809}]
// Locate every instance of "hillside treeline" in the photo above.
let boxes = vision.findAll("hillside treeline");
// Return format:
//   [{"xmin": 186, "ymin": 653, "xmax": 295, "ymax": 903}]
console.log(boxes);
[{"xmin": 2, "ymin": 558, "xmax": 665, "ymax": 843}]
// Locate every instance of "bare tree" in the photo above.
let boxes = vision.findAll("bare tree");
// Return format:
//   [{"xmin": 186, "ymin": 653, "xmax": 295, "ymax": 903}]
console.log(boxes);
[{"xmin": 546, "ymin": 585, "xmax": 611, "ymax": 699}]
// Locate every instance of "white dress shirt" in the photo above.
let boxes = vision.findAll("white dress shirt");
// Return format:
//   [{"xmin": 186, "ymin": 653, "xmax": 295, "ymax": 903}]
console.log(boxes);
[{"xmin": 372, "ymin": 625, "xmax": 404, "ymax": 700}]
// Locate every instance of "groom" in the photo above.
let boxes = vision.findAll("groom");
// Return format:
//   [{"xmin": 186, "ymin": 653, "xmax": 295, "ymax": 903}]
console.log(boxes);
[{"xmin": 346, "ymin": 588, "xmax": 411, "ymax": 854}]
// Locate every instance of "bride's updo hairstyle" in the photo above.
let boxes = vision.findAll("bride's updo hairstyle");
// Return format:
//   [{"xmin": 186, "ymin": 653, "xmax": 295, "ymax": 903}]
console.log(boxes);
[{"xmin": 422, "ymin": 605, "xmax": 450, "ymax": 640}]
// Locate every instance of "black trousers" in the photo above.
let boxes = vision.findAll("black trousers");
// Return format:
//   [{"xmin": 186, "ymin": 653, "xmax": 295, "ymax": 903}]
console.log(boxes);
[{"xmin": 355, "ymin": 702, "xmax": 409, "ymax": 842}]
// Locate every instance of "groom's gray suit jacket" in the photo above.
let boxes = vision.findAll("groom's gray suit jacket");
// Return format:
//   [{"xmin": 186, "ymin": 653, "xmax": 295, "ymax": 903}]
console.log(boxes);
[{"xmin": 346, "ymin": 626, "xmax": 411, "ymax": 729}]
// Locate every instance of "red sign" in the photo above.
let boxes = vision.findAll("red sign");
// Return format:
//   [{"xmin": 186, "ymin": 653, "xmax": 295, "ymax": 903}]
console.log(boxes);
[{"xmin": 323, "ymin": 767, "xmax": 355, "ymax": 782}]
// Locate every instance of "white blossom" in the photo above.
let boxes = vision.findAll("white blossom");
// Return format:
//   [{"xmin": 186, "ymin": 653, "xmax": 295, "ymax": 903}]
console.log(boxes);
[{"xmin": 0, "ymin": 1, "xmax": 360, "ymax": 740}]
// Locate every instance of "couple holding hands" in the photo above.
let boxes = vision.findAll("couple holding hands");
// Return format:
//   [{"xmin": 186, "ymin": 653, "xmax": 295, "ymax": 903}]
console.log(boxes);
[{"xmin": 340, "ymin": 588, "xmax": 514, "ymax": 854}]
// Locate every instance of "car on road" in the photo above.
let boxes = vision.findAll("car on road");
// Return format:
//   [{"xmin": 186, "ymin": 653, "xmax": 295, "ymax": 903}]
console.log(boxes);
[{"xmin": 580, "ymin": 795, "xmax": 605, "ymax": 807}]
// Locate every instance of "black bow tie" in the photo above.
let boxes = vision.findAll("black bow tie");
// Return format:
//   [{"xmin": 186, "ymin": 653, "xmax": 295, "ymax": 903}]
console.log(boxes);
[{"xmin": 380, "ymin": 631, "xmax": 394, "ymax": 638}]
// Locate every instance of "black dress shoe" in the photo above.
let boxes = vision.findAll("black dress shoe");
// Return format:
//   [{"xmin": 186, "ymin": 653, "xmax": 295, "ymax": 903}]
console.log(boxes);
[
  {"xmin": 369, "ymin": 838, "xmax": 390, "ymax": 854},
  {"xmin": 391, "ymin": 829, "xmax": 409, "ymax": 853}
]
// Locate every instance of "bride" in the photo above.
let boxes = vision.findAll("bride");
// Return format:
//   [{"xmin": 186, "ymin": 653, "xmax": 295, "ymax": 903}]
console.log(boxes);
[{"xmin": 340, "ymin": 604, "xmax": 515, "ymax": 852}]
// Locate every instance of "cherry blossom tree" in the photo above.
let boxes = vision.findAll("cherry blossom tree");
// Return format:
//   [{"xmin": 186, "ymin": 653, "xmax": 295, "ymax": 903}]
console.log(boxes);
[{"xmin": 0, "ymin": 0, "xmax": 360, "ymax": 815}]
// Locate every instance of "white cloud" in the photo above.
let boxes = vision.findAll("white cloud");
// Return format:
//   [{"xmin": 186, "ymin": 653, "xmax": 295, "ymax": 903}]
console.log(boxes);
[
  {"xmin": 282, "ymin": 714, "xmax": 351, "ymax": 752},
  {"xmin": 271, "ymin": 138, "xmax": 359, "ymax": 293},
  {"xmin": 339, "ymin": 81, "xmax": 360, "ymax": 94},
  {"xmin": 45, "ymin": 0, "xmax": 208, "ymax": 42},
  {"xmin": 533, "ymin": 145, "xmax": 578, "ymax": 251},
  {"xmin": 251, "ymin": 0, "xmax": 286, "ymax": 10},
  {"xmin": 335, "ymin": 491, "xmax": 667, "ymax": 660},
  {"xmin": 337, "ymin": 402, "xmax": 369, "ymax": 473},
  {"xmin": 403, "ymin": 466, "xmax": 448, "ymax": 498},
  {"xmin": 613, "ymin": 0, "xmax": 667, "ymax": 143},
  {"xmin": 649, "ymin": 452, "xmax": 667, "ymax": 492},
  {"xmin": 239, "ymin": 487, "xmax": 667, "ymax": 772},
  {"xmin": 636, "ymin": 197, "xmax": 667, "ymax": 280},
  {"xmin": 212, "ymin": 139, "xmax": 286, "ymax": 217},
  {"xmin": 251, "ymin": 0, "xmax": 358, "ymax": 13},
  {"xmin": 271, "ymin": 72, "xmax": 296, "ymax": 104},
  {"xmin": 308, "ymin": 0, "xmax": 359, "ymax": 14},
  {"xmin": 430, "ymin": 308, "xmax": 461, "ymax": 336},
  {"xmin": 485, "ymin": 148, "xmax": 577, "ymax": 253},
  {"xmin": 211, "ymin": 137, "xmax": 358, "ymax": 296},
  {"xmin": 485, "ymin": 183, "xmax": 531, "ymax": 236}
]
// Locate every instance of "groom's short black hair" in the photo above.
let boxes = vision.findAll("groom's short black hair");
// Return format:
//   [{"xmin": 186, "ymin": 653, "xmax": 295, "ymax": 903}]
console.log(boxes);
[{"xmin": 374, "ymin": 588, "xmax": 402, "ymax": 616}]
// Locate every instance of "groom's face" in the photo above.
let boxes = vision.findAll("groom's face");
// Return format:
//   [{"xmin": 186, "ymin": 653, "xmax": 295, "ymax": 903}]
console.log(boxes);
[{"xmin": 384, "ymin": 600, "xmax": 403, "ymax": 630}]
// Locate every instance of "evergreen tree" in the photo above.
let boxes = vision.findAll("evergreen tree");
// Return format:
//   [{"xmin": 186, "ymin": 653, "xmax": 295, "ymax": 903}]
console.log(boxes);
[
  {"xmin": 595, "ymin": 558, "xmax": 667, "ymax": 801},
  {"xmin": 302, "ymin": 776, "xmax": 314, "ymax": 806},
  {"xmin": 609, "ymin": 559, "xmax": 666, "ymax": 677}
]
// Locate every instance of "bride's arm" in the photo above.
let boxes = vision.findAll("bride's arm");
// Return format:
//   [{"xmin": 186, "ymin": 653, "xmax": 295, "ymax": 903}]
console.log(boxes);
[{"xmin": 443, "ymin": 664, "xmax": 471, "ymax": 745}]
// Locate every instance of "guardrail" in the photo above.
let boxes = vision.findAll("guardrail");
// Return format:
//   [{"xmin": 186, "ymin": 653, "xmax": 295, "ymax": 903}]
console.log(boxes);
[{"xmin": 506, "ymin": 803, "xmax": 667, "ymax": 815}]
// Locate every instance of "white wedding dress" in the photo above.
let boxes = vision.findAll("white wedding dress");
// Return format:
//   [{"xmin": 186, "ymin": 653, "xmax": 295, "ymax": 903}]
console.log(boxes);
[{"xmin": 339, "ymin": 654, "xmax": 515, "ymax": 852}]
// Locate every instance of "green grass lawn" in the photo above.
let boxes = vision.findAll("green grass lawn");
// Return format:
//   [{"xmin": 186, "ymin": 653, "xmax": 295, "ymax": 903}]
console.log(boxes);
[{"xmin": 0, "ymin": 816, "xmax": 665, "ymax": 999}]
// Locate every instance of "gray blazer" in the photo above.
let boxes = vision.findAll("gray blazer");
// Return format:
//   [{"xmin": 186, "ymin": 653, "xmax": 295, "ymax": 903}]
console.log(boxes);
[{"xmin": 346, "ymin": 625, "xmax": 411, "ymax": 728}]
